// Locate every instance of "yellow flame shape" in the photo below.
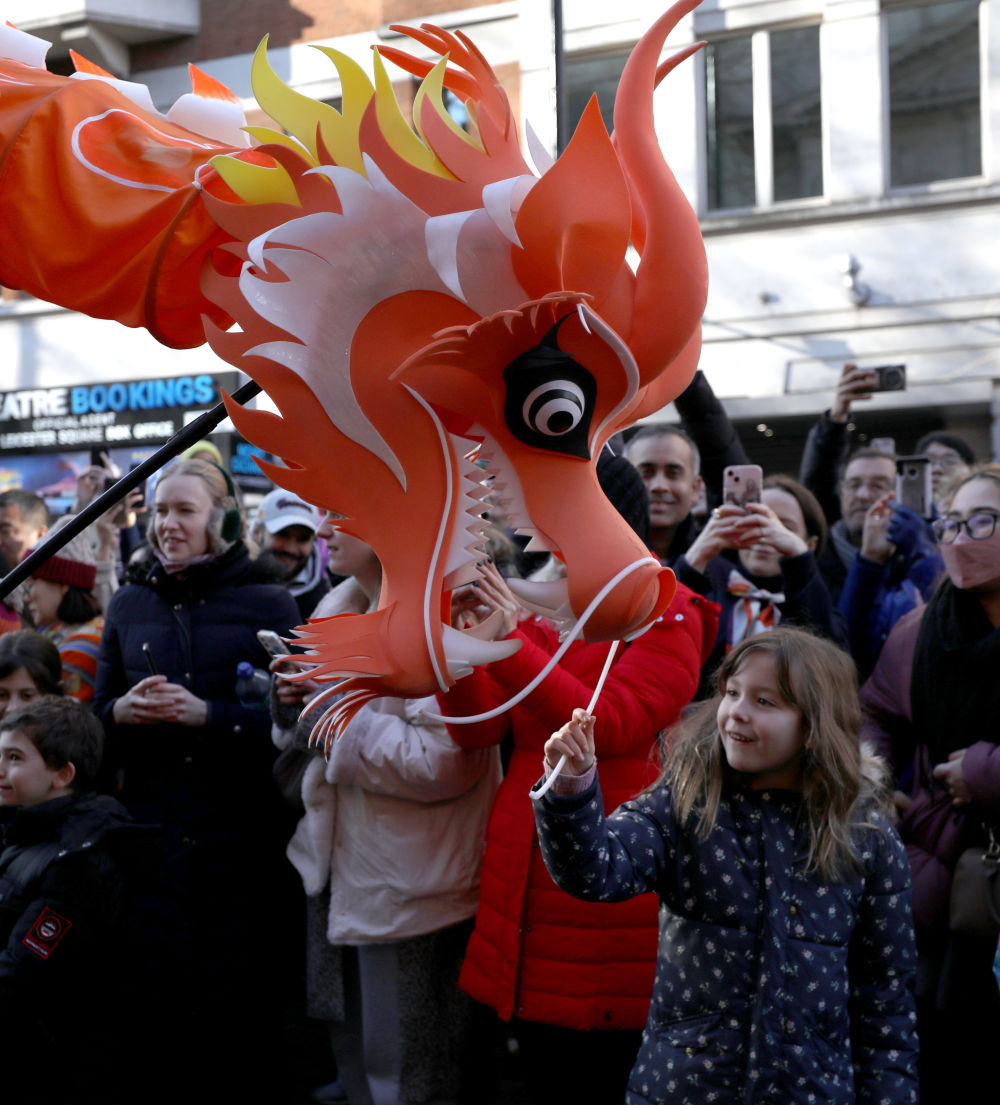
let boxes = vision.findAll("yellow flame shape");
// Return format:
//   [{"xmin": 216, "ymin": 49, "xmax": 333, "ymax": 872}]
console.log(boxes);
[{"xmin": 210, "ymin": 34, "xmax": 493, "ymax": 205}]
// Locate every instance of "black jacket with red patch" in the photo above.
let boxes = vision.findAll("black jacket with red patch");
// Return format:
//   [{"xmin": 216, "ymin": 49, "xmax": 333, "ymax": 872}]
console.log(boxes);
[{"xmin": 0, "ymin": 793, "xmax": 139, "ymax": 1103}]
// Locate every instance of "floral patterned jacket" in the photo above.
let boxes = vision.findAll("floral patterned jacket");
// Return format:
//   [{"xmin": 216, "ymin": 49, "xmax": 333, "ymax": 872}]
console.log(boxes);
[{"xmin": 534, "ymin": 777, "xmax": 918, "ymax": 1105}]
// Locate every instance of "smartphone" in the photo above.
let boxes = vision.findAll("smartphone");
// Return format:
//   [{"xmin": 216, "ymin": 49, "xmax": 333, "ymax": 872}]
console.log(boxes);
[
  {"xmin": 141, "ymin": 642, "xmax": 159, "ymax": 676},
  {"xmin": 860, "ymin": 364, "xmax": 906, "ymax": 394},
  {"xmin": 97, "ymin": 471, "xmax": 128, "ymax": 526},
  {"xmin": 723, "ymin": 465, "xmax": 762, "ymax": 509},
  {"xmin": 896, "ymin": 455, "xmax": 932, "ymax": 518},
  {"xmin": 128, "ymin": 462, "xmax": 148, "ymax": 512},
  {"xmin": 870, "ymin": 437, "xmax": 896, "ymax": 457},
  {"xmin": 257, "ymin": 629, "xmax": 291, "ymax": 657}
]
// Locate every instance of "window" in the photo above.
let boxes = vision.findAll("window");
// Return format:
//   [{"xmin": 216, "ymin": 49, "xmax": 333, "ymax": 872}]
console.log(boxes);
[
  {"xmin": 770, "ymin": 28, "xmax": 823, "ymax": 201},
  {"xmin": 564, "ymin": 50, "xmax": 630, "ymax": 135},
  {"xmin": 705, "ymin": 25, "xmax": 822, "ymax": 210},
  {"xmin": 886, "ymin": 0, "xmax": 981, "ymax": 187},
  {"xmin": 705, "ymin": 37, "xmax": 754, "ymax": 208}
]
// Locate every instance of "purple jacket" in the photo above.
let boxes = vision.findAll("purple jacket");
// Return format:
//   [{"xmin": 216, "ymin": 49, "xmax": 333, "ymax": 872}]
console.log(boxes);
[
  {"xmin": 861, "ymin": 603, "xmax": 1000, "ymax": 935},
  {"xmin": 860, "ymin": 606, "xmax": 1000, "ymax": 807}
]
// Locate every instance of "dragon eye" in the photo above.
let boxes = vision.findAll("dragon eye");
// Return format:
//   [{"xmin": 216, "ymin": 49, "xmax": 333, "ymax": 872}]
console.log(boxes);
[
  {"xmin": 502, "ymin": 316, "xmax": 597, "ymax": 459},
  {"xmin": 521, "ymin": 381, "xmax": 586, "ymax": 437}
]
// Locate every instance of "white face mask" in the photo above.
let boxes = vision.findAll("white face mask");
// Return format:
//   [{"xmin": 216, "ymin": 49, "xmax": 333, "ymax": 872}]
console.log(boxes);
[{"xmin": 940, "ymin": 530, "xmax": 1000, "ymax": 591}]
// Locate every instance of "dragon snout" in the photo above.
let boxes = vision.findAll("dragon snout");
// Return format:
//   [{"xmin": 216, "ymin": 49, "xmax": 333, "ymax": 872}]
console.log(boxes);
[
  {"xmin": 507, "ymin": 557, "xmax": 675, "ymax": 644},
  {"xmin": 576, "ymin": 558, "xmax": 676, "ymax": 642}
]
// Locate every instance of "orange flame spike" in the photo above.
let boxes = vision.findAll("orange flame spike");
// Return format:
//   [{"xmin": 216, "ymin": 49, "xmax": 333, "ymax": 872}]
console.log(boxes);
[
  {"xmin": 188, "ymin": 62, "xmax": 240, "ymax": 103},
  {"xmin": 375, "ymin": 45, "xmax": 480, "ymax": 103},
  {"xmin": 70, "ymin": 50, "xmax": 114, "ymax": 77},
  {"xmin": 512, "ymin": 98, "xmax": 631, "ymax": 315}
]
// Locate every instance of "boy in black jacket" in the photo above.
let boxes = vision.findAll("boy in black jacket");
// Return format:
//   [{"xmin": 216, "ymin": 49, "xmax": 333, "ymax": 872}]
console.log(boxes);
[{"xmin": 0, "ymin": 697, "xmax": 136, "ymax": 1104}]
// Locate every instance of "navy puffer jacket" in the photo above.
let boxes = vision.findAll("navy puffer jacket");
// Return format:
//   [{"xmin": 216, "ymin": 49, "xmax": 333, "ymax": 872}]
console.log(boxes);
[
  {"xmin": 93, "ymin": 541, "xmax": 301, "ymax": 815},
  {"xmin": 535, "ymin": 778, "xmax": 918, "ymax": 1105}
]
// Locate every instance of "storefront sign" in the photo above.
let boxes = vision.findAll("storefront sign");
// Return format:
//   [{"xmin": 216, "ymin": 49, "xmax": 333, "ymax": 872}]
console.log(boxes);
[{"xmin": 0, "ymin": 373, "xmax": 238, "ymax": 451}]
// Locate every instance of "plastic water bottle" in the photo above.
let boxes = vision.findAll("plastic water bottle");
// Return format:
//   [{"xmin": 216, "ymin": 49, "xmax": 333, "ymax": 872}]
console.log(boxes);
[{"xmin": 235, "ymin": 661, "xmax": 270, "ymax": 711}]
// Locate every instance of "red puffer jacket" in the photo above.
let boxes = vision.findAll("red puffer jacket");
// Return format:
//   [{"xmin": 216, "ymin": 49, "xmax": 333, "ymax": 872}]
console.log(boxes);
[{"xmin": 438, "ymin": 583, "xmax": 717, "ymax": 1029}]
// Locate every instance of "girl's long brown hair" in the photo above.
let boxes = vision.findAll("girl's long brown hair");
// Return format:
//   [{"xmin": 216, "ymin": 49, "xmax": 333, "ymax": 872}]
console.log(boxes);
[{"xmin": 660, "ymin": 627, "xmax": 877, "ymax": 881}]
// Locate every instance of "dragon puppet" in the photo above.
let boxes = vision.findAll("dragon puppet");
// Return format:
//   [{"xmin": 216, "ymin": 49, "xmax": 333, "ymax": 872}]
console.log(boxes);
[{"xmin": 0, "ymin": 1, "xmax": 708, "ymax": 742}]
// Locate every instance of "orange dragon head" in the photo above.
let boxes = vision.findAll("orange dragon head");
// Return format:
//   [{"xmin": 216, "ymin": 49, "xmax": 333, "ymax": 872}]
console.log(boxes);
[{"xmin": 0, "ymin": 4, "xmax": 708, "ymax": 740}]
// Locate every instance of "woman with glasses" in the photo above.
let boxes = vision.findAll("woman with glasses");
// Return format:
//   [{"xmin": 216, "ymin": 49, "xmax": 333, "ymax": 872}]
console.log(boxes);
[{"xmin": 861, "ymin": 464, "xmax": 1000, "ymax": 1104}]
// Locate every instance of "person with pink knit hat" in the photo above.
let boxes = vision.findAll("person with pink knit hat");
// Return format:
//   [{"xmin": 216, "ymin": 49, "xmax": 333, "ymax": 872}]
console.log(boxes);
[{"xmin": 21, "ymin": 525, "xmax": 103, "ymax": 704}]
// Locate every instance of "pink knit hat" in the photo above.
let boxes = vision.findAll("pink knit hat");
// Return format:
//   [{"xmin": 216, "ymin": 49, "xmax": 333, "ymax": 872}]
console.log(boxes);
[{"xmin": 23, "ymin": 525, "xmax": 98, "ymax": 591}]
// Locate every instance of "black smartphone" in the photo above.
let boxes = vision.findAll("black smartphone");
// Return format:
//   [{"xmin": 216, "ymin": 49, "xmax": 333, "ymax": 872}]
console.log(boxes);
[
  {"xmin": 860, "ymin": 365, "xmax": 906, "ymax": 394},
  {"xmin": 128, "ymin": 462, "xmax": 148, "ymax": 512}
]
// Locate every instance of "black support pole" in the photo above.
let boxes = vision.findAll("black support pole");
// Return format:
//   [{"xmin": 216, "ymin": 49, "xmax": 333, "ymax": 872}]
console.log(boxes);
[{"xmin": 553, "ymin": 0, "xmax": 568, "ymax": 155}]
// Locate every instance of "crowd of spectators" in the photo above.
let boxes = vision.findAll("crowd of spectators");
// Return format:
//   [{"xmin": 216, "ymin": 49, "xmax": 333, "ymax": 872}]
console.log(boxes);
[{"xmin": 0, "ymin": 362, "xmax": 996, "ymax": 1104}]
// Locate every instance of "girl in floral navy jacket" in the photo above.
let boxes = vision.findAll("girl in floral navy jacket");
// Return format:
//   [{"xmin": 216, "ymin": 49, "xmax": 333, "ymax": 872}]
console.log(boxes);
[{"xmin": 534, "ymin": 627, "xmax": 918, "ymax": 1105}]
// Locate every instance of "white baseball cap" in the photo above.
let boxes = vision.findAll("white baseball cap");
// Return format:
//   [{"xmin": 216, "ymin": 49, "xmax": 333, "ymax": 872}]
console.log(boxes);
[{"xmin": 256, "ymin": 488, "xmax": 321, "ymax": 534}]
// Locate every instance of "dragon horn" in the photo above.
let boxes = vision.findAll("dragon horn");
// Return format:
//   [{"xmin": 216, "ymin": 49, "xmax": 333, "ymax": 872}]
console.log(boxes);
[{"xmin": 614, "ymin": 0, "xmax": 708, "ymax": 385}]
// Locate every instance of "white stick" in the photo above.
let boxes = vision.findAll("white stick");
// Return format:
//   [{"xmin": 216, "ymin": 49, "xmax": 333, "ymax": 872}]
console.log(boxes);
[
  {"xmin": 424, "ymin": 558, "xmax": 657, "ymax": 725},
  {"xmin": 530, "ymin": 639, "xmax": 620, "ymax": 802}
]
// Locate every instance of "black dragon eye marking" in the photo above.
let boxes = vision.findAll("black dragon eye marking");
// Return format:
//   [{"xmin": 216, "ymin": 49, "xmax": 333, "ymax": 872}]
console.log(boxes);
[{"xmin": 503, "ymin": 316, "xmax": 596, "ymax": 459}]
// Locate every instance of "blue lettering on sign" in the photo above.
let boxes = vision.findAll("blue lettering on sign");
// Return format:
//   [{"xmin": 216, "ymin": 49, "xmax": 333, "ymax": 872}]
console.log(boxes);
[
  {"xmin": 128, "ymin": 381, "xmax": 151, "ymax": 409},
  {"xmin": 65, "ymin": 376, "xmax": 220, "ymax": 415}
]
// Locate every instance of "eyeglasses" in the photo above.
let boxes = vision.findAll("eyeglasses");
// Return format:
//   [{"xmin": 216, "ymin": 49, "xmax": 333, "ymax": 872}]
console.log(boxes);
[
  {"xmin": 842, "ymin": 478, "xmax": 894, "ymax": 495},
  {"xmin": 933, "ymin": 512, "xmax": 1000, "ymax": 544},
  {"xmin": 926, "ymin": 451, "xmax": 966, "ymax": 472}
]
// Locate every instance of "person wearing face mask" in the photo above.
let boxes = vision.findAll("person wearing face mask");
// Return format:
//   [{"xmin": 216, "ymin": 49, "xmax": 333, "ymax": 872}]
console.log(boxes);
[
  {"xmin": 861, "ymin": 464, "xmax": 1000, "ymax": 1105},
  {"xmin": 673, "ymin": 474, "xmax": 845, "ymax": 694}
]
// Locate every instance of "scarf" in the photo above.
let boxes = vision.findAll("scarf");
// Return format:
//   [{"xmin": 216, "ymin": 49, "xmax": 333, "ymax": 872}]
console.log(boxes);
[
  {"xmin": 911, "ymin": 580, "xmax": 1000, "ymax": 764},
  {"xmin": 830, "ymin": 519, "xmax": 858, "ymax": 572},
  {"xmin": 726, "ymin": 568, "xmax": 785, "ymax": 648},
  {"xmin": 287, "ymin": 544, "xmax": 328, "ymax": 601},
  {"xmin": 152, "ymin": 548, "xmax": 215, "ymax": 575}
]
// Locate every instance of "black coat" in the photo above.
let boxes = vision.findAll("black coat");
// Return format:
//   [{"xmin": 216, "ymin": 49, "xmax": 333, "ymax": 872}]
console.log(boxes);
[
  {"xmin": 91, "ymin": 542, "xmax": 303, "ymax": 1092},
  {"xmin": 798, "ymin": 409, "xmax": 852, "ymax": 526},
  {"xmin": 0, "ymin": 794, "xmax": 138, "ymax": 1103},
  {"xmin": 93, "ymin": 541, "xmax": 301, "ymax": 817}
]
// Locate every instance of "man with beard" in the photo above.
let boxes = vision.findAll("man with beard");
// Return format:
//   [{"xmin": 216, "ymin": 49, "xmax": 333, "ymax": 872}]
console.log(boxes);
[{"xmin": 250, "ymin": 489, "xmax": 329, "ymax": 619}]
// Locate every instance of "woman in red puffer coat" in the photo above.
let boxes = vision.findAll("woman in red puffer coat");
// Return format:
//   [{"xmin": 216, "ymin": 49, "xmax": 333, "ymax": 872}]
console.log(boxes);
[{"xmin": 438, "ymin": 563, "xmax": 716, "ymax": 1104}]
